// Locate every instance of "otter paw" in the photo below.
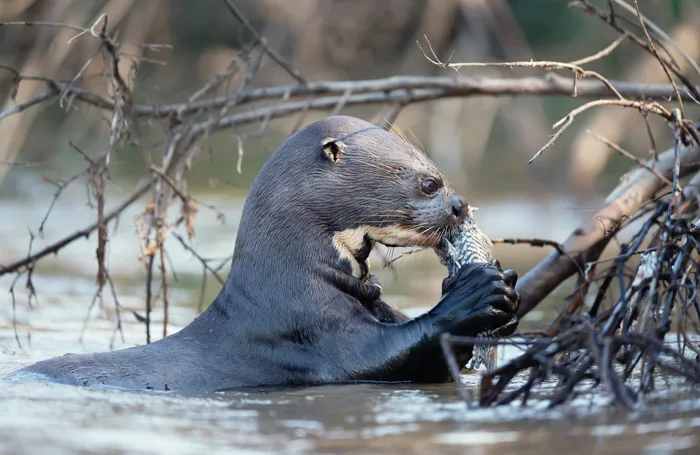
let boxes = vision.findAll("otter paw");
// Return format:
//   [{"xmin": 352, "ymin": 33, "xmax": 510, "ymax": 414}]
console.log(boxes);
[{"xmin": 434, "ymin": 263, "xmax": 520, "ymax": 337}]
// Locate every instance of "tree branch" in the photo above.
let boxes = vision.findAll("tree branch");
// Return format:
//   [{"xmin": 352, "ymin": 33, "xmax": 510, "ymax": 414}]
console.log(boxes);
[
  {"xmin": 516, "ymin": 139, "xmax": 700, "ymax": 317},
  {"xmin": 219, "ymin": 0, "xmax": 306, "ymax": 85},
  {"xmin": 0, "ymin": 180, "xmax": 152, "ymax": 276},
  {"xmin": 2, "ymin": 75, "xmax": 698, "ymax": 124}
]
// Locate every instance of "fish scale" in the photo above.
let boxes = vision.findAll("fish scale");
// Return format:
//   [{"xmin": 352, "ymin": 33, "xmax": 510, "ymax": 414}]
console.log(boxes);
[{"xmin": 437, "ymin": 209, "xmax": 497, "ymax": 371}]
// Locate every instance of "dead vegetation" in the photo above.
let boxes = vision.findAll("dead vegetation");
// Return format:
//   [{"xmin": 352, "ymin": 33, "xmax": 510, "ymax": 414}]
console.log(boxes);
[
  {"xmin": 441, "ymin": 0, "xmax": 700, "ymax": 409},
  {"xmin": 0, "ymin": 0, "xmax": 699, "ymax": 408}
]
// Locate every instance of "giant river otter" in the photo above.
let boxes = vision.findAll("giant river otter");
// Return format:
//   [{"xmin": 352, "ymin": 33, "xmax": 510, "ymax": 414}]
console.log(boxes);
[{"xmin": 4, "ymin": 115, "xmax": 519, "ymax": 393}]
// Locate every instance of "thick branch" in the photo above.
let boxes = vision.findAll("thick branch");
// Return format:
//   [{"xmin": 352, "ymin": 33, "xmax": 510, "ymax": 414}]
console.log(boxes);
[
  {"xmin": 516, "ymin": 140, "xmax": 700, "ymax": 317},
  {"xmin": 3, "ymin": 76, "xmax": 698, "ymax": 123},
  {"xmin": 186, "ymin": 78, "xmax": 700, "ymax": 139},
  {"xmin": 120, "ymin": 76, "xmax": 700, "ymax": 119}
]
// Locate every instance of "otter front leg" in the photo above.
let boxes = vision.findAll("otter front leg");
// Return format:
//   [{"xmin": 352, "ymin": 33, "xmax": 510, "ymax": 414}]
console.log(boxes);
[
  {"xmin": 362, "ymin": 274, "xmax": 409, "ymax": 323},
  {"xmin": 437, "ymin": 267, "xmax": 519, "ymax": 368},
  {"xmin": 323, "ymin": 267, "xmax": 409, "ymax": 323},
  {"xmin": 392, "ymin": 263, "xmax": 519, "ymax": 382},
  {"xmin": 426, "ymin": 263, "xmax": 519, "ymax": 338},
  {"xmin": 322, "ymin": 263, "xmax": 519, "ymax": 384}
]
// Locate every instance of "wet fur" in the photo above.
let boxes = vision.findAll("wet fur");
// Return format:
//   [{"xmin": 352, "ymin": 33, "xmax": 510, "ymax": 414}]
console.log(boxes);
[{"xmin": 4, "ymin": 116, "xmax": 518, "ymax": 393}]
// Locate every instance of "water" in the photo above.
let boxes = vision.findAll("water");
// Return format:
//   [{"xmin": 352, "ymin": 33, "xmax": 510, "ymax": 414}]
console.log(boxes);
[
  {"xmin": 2, "ymin": 280, "xmax": 700, "ymax": 455},
  {"xmin": 2, "ymin": 321, "xmax": 700, "ymax": 455},
  {"xmin": 2, "ymin": 182, "xmax": 700, "ymax": 454}
]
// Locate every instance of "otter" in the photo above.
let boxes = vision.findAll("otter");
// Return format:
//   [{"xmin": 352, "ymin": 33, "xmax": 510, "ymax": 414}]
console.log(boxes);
[{"xmin": 3, "ymin": 115, "xmax": 519, "ymax": 393}]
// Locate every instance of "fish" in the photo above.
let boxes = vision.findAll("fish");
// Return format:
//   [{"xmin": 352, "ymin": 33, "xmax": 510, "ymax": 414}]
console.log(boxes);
[{"xmin": 436, "ymin": 207, "xmax": 498, "ymax": 371}]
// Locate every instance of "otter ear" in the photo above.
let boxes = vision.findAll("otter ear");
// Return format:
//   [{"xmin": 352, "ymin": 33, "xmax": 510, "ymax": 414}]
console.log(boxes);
[{"xmin": 321, "ymin": 138, "xmax": 346, "ymax": 164}]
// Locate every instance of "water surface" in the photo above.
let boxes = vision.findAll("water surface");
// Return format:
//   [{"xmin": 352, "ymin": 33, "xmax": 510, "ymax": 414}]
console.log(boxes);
[{"xmin": 2, "ymin": 303, "xmax": 700, "ymax": 455}]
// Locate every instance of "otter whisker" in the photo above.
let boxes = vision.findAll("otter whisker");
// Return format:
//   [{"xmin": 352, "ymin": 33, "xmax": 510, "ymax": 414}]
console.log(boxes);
[
  {"xmin": 406, "ymin": 224, "xmax": 433, "ymax": 236},
  {"xmin": 353, "ymin": 158, "xmax": 400, "ymax": 171},
  {"xmin": 408, "ymin": 219, "xmax": 435, "ymax": 230},
  {"xmin": 384, "ymin": 247, "xmax": 428, "ymax": 267},
  {"xmin": 408, "ymin": 129, "xmax": 425, "ymax": 153},
  {"xmin": 351, "ymin": 201, "xmax": 403, "ymax": 208},
  {"xmin": 357, "ymin": 205, "xmax": 406, "ymax": 212},
  {"xmin": 355, "ymin": 210, "xmax": 411, "ymax": 216},
  {"xmin": 354, "ymin": 210, "xmax": 406, "ymax": 215},
  {"xmin": 427, "ymin": 230, "xmax": 442, "ymax": 245},
  {"xmin": 355, "ymin": 220, "xmax": 409, "ymax": 225},
  {"xmin": 354, "ymin": 210, "xmax": 409, "ymax": 216},
  {"xmin": 387, "ymin": 122, "xmax": 412, "ymax": 146},
  {"xmin": 355, "ymin": 220, "xmax": 407, "ymax": 225},
  {"xmin": 355, "ymin": 196, "xmax": 392, "ymax": 200},
  {"xmin": 416, "ymin": 224, "xmax": 437, "ymax": 239}
]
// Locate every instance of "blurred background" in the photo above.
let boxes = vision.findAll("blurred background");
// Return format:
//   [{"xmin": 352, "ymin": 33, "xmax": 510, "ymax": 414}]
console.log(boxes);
[{"xmin": 0, "ymin": 0, "xmax": 699, "ymax": 344}]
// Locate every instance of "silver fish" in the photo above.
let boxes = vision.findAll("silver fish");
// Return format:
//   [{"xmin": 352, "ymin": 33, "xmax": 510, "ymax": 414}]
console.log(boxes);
[{"xmin": 436, "ymin": 208, "xmax": 497, "ymax": 371}]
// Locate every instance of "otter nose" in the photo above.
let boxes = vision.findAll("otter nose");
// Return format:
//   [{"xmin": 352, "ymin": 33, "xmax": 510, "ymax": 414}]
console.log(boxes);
[{"xmin": 450, "ymin": 195, "xmax": 468, "ymax": 222}]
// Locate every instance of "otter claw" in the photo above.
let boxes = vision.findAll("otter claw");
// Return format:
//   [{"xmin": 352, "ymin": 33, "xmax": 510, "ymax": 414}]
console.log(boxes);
[
  {"xmin": 492, "ymin": 315, "xmax": 519, "ymax": 337},
  {"xmin": 435, "ymin": 263, "xmax": 520, "ymax": 337},
  {"xmin": 366, "ymin": 273, "xmax": 383, "ymax": 292},
  {"xmin": 503, "ymin": 269, "xmax": 518, "ymax": 288}
]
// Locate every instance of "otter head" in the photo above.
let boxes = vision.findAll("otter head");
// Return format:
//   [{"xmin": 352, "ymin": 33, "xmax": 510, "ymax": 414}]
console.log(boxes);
[
  {"xmin": 235, "ymin": 115, "xmax": 469, "ymax": 283},
  {"xmin": 312, "ymin": 116, "xmax": 468, "ymax": 278}
]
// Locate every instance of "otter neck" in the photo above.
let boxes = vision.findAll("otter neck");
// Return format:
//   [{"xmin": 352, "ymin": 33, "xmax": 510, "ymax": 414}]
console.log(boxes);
[{"xmin": 225, "ymin": 208, "xmax": 377, "ymax": 308}]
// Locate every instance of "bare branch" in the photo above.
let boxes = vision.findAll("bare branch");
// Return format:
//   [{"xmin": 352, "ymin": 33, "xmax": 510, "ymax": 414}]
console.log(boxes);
[
  {"xmin": 575, "ymin": 0, "xmax": 700, "ymax": 101},
  {"xmin": 171, "ymin": 232, "xmax": 225, "ymax": 285},
  {"xmin": 219, "ymin": 0, "xmax": 306, "ymax": 85},
  {"xmin": 0, "ymin": 91, "xmax": 56, "ymax": 121},
  {"xmin": 632, "ymin": 0, "xmax": 684, "ymax": 117},
  {"xmin": 3, "ymin": 74, "xmax": 698, "ymax": 125},
  {"xmin": 585, "ymin": 129, "xmax": 674, "ymax": 187},
  {"xmin": 0, "ymin": 20, "xmax": 89, "ymax": 34},
  {"xmin": 612, "ymin": 0, "xmax": 700, "ymax": 78},
  {"xmin": 418, "ymin": 37, "xmax": 625, "ymax": 100},
  {"xmin": 517, "ymin": 140, "xmax": 700, "ymax": 317},
  {"xmin": 569, "ymin": 32, "xmax": 629, "ymax": 66},
  {"xmin": 0, "ymin": 180, "xmax": 151, "ymax": 277}
]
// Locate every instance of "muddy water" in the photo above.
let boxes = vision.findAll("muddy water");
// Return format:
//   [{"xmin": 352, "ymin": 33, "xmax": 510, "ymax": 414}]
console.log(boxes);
[{"xmin": 1, "ymin": 184, "xmax": 700, "ymax": 454}]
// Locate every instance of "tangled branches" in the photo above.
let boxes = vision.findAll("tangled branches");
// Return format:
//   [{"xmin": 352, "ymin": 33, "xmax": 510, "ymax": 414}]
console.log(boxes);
[
  {"xmin": 439, "ymin": 0, "xmax": 700, "ymax": 409},
  {"xmin": 443, "ymin": 182, "xmax": 700, "ymax": 409},
  {"xmin": 442, "ymin": 127, "xmax": 700, "ymax": 409}
]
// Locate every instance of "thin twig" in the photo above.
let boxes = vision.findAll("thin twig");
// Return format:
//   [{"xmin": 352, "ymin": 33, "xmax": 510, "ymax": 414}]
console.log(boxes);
[
  {"xmin": 613, "ymin": 0, "xmax": 700, "ymax": 78},
  {"xmin": 569, "ymin": 32, "xmax": 629, "ymax": 66},
  {"xmin": 158, "ymin": 223, "xmax": 169, "ymax": 339},
  {"xmin": 418, "ymin": 36, "xmax": 625, "ymax": 100},
  {"xmin": 219, "ymin": 0, "xmax": 306, "ymax": 85},
  {"xmin": 632, "ymin": 0, "xmax": 684, "ymax": 118},
  {"xmin": 0, "ymin": 180, "xmax": 151, "ymax": 276},
  {"xmin": 575, "ymin": 1, "xmax": 700, "ymax": 101},
  {"xmin": 585, "ymin": 129, "xmax": 674, "ymax": 187},
  {"xmin": 0, "ymin": 20, "xmax": 88, "ymax": 34},
  {"xmin": 171, "ymin": 232, "xmax": 225, "ymax": 285}
]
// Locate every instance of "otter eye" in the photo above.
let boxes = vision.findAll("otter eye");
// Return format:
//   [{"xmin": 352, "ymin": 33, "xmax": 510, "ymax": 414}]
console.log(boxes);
[{"xmin": 421, "ymin": 177, "xmax": 440, "ymax": 195}]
